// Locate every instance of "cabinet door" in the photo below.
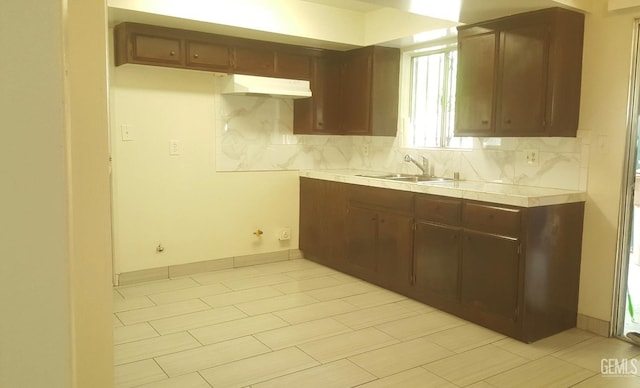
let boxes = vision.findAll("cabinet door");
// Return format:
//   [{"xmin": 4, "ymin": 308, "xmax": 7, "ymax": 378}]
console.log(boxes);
[
  {"xmin": 497, "ymin": 24, "xmax": 548, "ymax": 134},
  {"xmin": 234, "ymin": 46, "xmax": 275, "ymax": 75},
  {"xmin": 414, "ymin": 222, "xmax": 461, "ymax": 303},
  {"xmin": 299, "ymin": 178, "xmax": 326, "ymax": 261},
  {"xmin": 294, "ymin": 56, "xmax": 341, "ymax": 134},
  {"xmin": 455, "ymin": 32, "xmax": 497, "ymax": 135},
  {"xmin": 346, "ymin": 205, "xmax": 379, "ymax": 280},
  {"xmin": 131, "ymin": 33, "xmax": 183, "ymax": 66},
  {"xmin": 377, "ymin": 212, "xmax": 414, "ymax": 293},
  {"xmin": 461, "ymin": 230, "xmax": 520, "ymax": 321},
  {"xmin": 324, "ymin": 181, "xmax": 348, "ymax": 268},
  {"xmin": 341, "ymin": 49, "xmax": 372, "ymax": 135},
  {"xmin": 186, "ymin": 40, "xmax": 231, "ymax": 71}
]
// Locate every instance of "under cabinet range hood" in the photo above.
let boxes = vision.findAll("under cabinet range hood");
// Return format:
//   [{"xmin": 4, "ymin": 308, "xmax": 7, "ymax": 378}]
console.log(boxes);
[{"xmin": 216, "ymin": 74, "xmax": 312, "ymax": 99}]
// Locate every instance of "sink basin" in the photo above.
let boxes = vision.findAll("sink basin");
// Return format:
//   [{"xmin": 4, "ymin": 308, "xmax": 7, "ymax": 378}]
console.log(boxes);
[{"xmin": 356, "ymin": 173, "xmax": 453, "ymax": 183}]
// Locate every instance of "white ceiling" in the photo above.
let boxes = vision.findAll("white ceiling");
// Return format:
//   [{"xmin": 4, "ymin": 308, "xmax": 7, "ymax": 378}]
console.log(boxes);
[
  {"xmin": 302, "ymin": 0, "xmax": 383, "ymax": 12},
  {"xmin": 302, "ymin": 0, "xmax": 591, "ymax": 23}
]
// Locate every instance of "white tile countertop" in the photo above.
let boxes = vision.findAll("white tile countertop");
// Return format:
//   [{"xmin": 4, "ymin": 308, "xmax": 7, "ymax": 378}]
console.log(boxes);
[{"xmin": 299, "ymin": 170, "xmax": 587, "ymax": 208}]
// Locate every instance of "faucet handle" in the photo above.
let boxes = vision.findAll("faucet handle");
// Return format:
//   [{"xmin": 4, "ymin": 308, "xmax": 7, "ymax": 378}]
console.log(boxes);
[{"xmin": 421, "ymin": 156, "xmax": 430, "ymax": 176}]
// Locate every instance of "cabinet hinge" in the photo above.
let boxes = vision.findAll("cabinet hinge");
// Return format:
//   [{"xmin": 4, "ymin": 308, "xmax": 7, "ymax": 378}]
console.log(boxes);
[
  {"xmin": 412, "ymin": 223, "xmax": 416, "ymax": 231},
  {"xmin": 517, "ymin": 243, "xmax": 522, "ymax": 255}
]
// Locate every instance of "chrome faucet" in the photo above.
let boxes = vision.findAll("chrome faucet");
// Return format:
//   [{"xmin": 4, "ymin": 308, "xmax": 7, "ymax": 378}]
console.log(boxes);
[{"xmin": 404, "ymin": 154, "xmax": 430, "ymax": 177}]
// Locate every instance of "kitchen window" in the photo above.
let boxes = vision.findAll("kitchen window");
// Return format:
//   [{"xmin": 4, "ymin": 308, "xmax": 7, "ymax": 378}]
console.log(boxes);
[{"xmin": 408, "ymin": 43, "xmax": 471, "ymax": 149}]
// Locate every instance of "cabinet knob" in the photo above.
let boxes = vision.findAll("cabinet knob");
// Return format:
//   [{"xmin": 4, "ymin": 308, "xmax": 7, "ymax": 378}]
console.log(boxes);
[
  {"xmin": 170, "ymin": 51, "xmax": 176, "ymax": 56},
  {"xmin": 481, "ymin": 120, "xmax": 489, "ymax": 125},
  {"xmin": 504, "ymin": 119, "xmax": 512, "ymax": 124},
  {"xmin": 193, "ymin": 53, "xmax": 199, "ymax": 59}
]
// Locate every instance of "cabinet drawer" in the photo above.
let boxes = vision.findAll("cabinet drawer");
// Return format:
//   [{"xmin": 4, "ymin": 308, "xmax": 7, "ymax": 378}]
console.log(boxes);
[
  {"xmin": 186, "ymin": 41, "xmax": 231, "ymax": 71},
  {"xmin": 132, "ymin": 34, "xmax": 183, "ymax": 65},
  {"xmin": 349, "ymin": 185, "xmax": 413, "ymax": 213},
  {"xmin": 463, "ymin": 201, "xmax": 521, "ymax": 237},
  {"xmin": 276, "ymin": 51, "xmax": 311, "ymax": 80},
  {"xmin": 234, "ymin": 46, "xmax": 275, "ymax": 75},
  {"xmin": 415, "ymin": 195, "xmax": 461, "ymax": 225}
]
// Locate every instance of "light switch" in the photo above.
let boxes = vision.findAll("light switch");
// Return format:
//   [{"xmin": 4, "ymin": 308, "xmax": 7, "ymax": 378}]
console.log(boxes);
[
  {"xmin": 170, "ymin": 140, "xmax": 181, "ymax": 155},
  {"xmin": 121, "ymin": 124, "xmax": 133, "ymax": 141}
]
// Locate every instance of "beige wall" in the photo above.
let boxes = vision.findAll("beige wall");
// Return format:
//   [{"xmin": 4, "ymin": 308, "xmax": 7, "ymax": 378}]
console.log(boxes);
[
  {"xmin": 110, "ymin": 65, "xmax": 300, "ymax": 274},
  {"xmin": 0, "ymin": 0, "xmax": 113, "ymax": 387},
  {"xmin": 66, "ymin": 0, "xmax": 114, "ymax": 386},
  {"xmin": 0, "ymin": 1, "xmax": 72, "ymax": 386},
  {"xmin": 577, "ymin": 1, "xmax": 639, "ymax": 324}
]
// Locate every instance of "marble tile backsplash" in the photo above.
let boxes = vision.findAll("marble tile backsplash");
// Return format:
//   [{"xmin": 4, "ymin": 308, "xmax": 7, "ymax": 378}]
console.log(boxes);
[{"xmin": 216, "ymin": 94, "xmax": 588, "ymax": 191}]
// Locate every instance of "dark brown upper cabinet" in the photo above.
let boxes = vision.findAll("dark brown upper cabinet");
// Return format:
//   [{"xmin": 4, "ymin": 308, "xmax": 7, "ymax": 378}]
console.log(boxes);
[
  {"xmin": 293, "ymin": 55, "xmax": 342, "ymax": 134},
  {"xmin": 455, "ymin": 8, "xmax": 584, "ymax": 137},
  {"xmin": 294, "ymin": 46, "xmax": 400, "ymax": 137},
  {"xmin": 114, "ymin": 24, "xmax": 186, "ymax": 68},
  {"xmin": 114, "ymin": 22, "xmax": 400, "ymax": 137},
  {"xmin": 185, "ymin": 40, "xmax": 232, "ymax": 72},
  {"xmin": 114, "ymin": 22, "xmax": 313, "ymax": 80},
  {"xmin": 341, "ymin": 46, "xmax": 400, "ymax": 136}
]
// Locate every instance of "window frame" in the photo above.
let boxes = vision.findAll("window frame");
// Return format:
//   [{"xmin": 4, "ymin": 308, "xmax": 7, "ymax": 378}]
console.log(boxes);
[{"xmin": 403, "ymin": 40, "xmax": 470, "ymax": 150}]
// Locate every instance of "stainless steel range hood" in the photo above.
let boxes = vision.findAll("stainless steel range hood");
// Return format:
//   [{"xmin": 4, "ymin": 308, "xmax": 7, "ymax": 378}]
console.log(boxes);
[{"xmin": 216, "ymin": 74, "xmax": 312, "ymax": 99}]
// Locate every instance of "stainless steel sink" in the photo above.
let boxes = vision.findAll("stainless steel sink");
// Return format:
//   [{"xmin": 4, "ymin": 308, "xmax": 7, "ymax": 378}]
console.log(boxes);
[{"xmin": 356, "ymin": 173, "xmax": 453, "ymax": 183}]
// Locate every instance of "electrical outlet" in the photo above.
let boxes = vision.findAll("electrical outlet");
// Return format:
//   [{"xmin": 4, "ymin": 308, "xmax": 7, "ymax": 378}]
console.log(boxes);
[
  {"xmin": 121, "ymin": 124, "xmax": 133, "ymax": 141},
  {"xmin": 278, "ymin": 228, "xmax": 291, "ymax": 241},
  {"xmin": 524, "ymin": 149, "xmax": 539, "ymax": 166},
  {"xmin": 170, "ymin": 140, "xmax": 180, "ymax": 155},
  {"xmin": 362, "ymin": 144, "xmax": 370, "ymax": 157}
]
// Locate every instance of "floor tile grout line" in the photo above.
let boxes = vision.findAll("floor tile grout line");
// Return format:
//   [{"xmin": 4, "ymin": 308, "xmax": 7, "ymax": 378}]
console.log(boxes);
[
  {"xmin": 417, "ymin": 364, "xmax": 462, "ymax": 388},
  {"xmin": 116, "ymin": 279, "xmax": 202, "ymax": 298},
  {"xmin": 147, "ymin": 358, "xmax": 170, "ymax": 386},
  {"xmin": 218, "ymin": 273, "xmax": 303, "ymax": 292},
  {"xmin": 196, "ymin": 370, "xmax": 215, "ymax": 388},
  {"xmin": 566, "ymin": 372, "xmax": 602, "ymax": 387},
  {"xmin": 293, "ymin": 344, "xmax": 325, "ymax": 364},
  {"xmin": 186, "ymin": 329, "xmax": 206, "ymax": 347},
  {"xmin": 250, "ymin": 334, "xmax": 278, "ymax": 352},
  {"xmin": 113, "ymin": 299, "xmax": 159, "ymax": 316},
  {"xmin": 118, "ymin": 303, "xmax": 214, "ymax": 327},
  {"xmin": 113, "ymin": 313, "xmax": 125, "ymax": 327},
  {"xmin": 142, "ymin": 335, "xmax": 274, "ymax": 378},
  {"xmin": 548, "ymin": 351, "xmax": 620, "ymax": 375},
  {"xmin": 144, "ymin": 285, "xmax": 235, "ymax": 305},
  {"xmin": 148, "ymin": 308, "xmax": 256, "ymax": 336},
  {"xmin": 229, "ymin": 348, "xmax": 326, "ymax": 388},
  {"xmin": 419, "ymin": 346, "xmax": 531, "ymax": 387}
]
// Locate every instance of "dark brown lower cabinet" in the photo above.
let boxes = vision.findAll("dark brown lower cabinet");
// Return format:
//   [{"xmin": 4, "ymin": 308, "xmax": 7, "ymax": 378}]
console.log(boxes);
[
  {"xmin": 299, "ymin": 178, "xmax": 584, "ymax": 343},
  {"xmin": 345, "ymin": 194, "xmax": 414, "ymax": 293},
  {"xmin": 413, "ymin": 221, "xmax": 461, "ymax": 307},
  {"xmin": 345, "ymin": 205, "xmax": 378, "ymax": 279},
  {"xmin": 371, "ymin": 210, "xmax": 414, "ymax": 293},
  {"xmin": 461, "ymin": 230, "xmax": 520, "ymax": 329},
  {"xmin": 299, "ymin": 177, "xmax": 347, "ymax": 270}
]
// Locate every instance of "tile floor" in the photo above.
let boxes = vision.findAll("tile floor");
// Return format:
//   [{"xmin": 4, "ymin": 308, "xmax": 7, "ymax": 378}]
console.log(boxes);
[{"xmin": 114, "ymin": 259, "xmax": 640, "ymax": 387}]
